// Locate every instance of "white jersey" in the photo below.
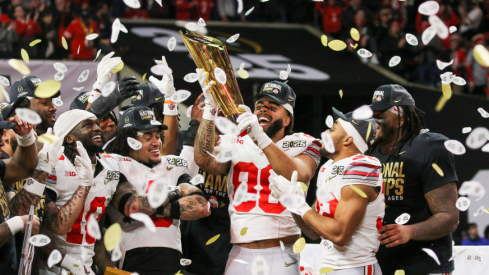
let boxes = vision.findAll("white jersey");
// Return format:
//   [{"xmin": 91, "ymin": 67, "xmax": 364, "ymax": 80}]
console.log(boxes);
[
  {"xmin": 43, "ymin": 153, "xmax": 122, "ymax": 273},
  {"xmin": 316, "ymin": 154, "xmax": 385, "ymax": 269},
  {"xmin": 105, "ymin": 154, "xmax": 190, "ymax": 253},
  {"xmin": 219, "ymin": 133, "xmax": 321, "ymax": 244}
]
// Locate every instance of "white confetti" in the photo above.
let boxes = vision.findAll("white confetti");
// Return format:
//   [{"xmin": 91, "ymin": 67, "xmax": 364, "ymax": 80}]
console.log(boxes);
[
  {"xmin": 52, "ymin": 97, "xmax": 63, "ymax": 107},
  {"xmin": 127, "ymin": 137, "xmax": 142, "ymax": 150},
  {"xmin": 185, "ymin": 22, "xmax": 198, "ymax": 31},
  {"xmin": 462, "ymin": 127, "xmax": 472, "ymax": 134},
  {"xmin": 184, "ymin": 72, "xmax": 198, "ymax": 83},
  {"xmin": 455, "ymin": 197, "xmax": 471, "ymax": 211},
  {"xmin": 186, "ymin": 105, "xmax": 193, "ymax": 118},
  {"xmin": 226, "ymin": 33, "xmax": 240, "ymax": 43},
  {"xmin": 395, "ymin": 213, "xmax": 411, "ymax": 225},
  {"xmin": 94, "ymin": 49, "xmax": 101, "ymax": 61},
  {"xmin": 466, "ymin": 127, "xmax": 489, "ymax": 149},
  {"xmin": 278, "ymin": 193, "xmax": 305, "ymax": 212},
  {"xmin": 147, "ymin": 179, "xmax": 169, "ymax": 208},
  {"xmin": 481, "ymin": 143, "xmax": 489, "ymax": 152},
  {"xmin": 129, "ymin": 213, "xmax": 156, "ymax": 233},
  {"xmin": 436, "ymin": 59, "xmax": 453, "ymax": 70},
  {"xmin": 321, "ymin": 239, "xmax": 334, "ymax": 250},
  {"xmin": 155, "ymin": 0, "xmax": 162, "ymax": 6},
  {"xmin": 352, "ymin": 105, "xmax": 373, "ymax": 120},
  {"xmin": 440, "ymin": 71, "xmax": 454, "ymax": 85},
  {"xmin": 418, "ymin": 1, "xmax": 439, "ymax": 16},
  {"xmin": 449, "ymin": 26, "xmax": 457, "ymax": 33},
  {"xmin": 111, "ymin": 18, "xmax": 121, "ymax": 43},
  {"xmin": 77, "ymin": 45, "xmax": 80, "ymax": 55},
  {"xmin": 478, "ymin": 107, "xmax": 489, "ymax": 118},
  {"xmin": 389, "ymin": 56, "xmax": 401, "ymax": 67},
  {"xmin": 29, "ymin": 234, "xmax": 51, "ymax": 247},
  {"xmin": 86, "ymin": 33, "xmax": 99, "ymax": 40},
  {"xmin": 357, "ymin": 48, "xmax": 373, "ymax": 58},
  {"xmin": 233, "ymin": 259, "xmax": 249, "ymax": 264},
  {"xmin": 325, "ymin": 115, "xmax": 334, "ymax": 128},
  {"xmin": 237, "ymin": 0, "xmax": 243, "ymax": 14},
  {"xmin": 0, "ymin": 76, "xmax": 10, "ymax": 87},
  {"xmin": 168, "ymin": 37, "xmax": 176, "ymax": 52},
  {"xmin": 111, "ymin": 243, "xmax": 122, "ymax": 261},
  {"xmin": 279, "ymin": 70, "xmax": 288, "ymax": 80},
  {"xmin": 459, "ymin": 181, "xmax": 485, "ymax": 200},
  {"xmin": 321, "ymin": 132, "xmax": 335, "ymax": 154},
  {"xmin": 239, "ymin": 63, "xmax": 245, "ymax": 70},
  {"xmin": 54, "ymin": 71, "xmax": 64, "ymax": 81},
  {"xmin": 245, "ymin": 6, "xmax": 254, "ymax": 16},
  {"xmin": 198, "ymin": 18, "xmax": 206, "ymax": 26},
  {"xmin": 286, "ymin": 64, "xmax": 291, "ymax": 74},
  {"xmin": 452, "ymin": 76, "xmax": 466, "ymax": 86},
  {"xmin": 422, "ymin": 26, "xmax": 437, "ymax": 45},
  {"xmin": 101, "ymin": 81, "xmax": 117, "ymax": 97},
  {"xmin": 449, "ymin": 248, "xmax": 466, "ymax": 261},
  {"xmin": 422, "ymin": 248, "xmax": 441, "ymax": 265},
  {"xmin": 280, "ymin": 240, "xmax": 285, "ymax": 251},
  {"xmin": 73, "ymin": 87, "xmax": 84, "ymax": 92},
  {"xmin": 170, "ymin": 89, "xmax": 191, "ymax": 103},
  {"xmin": 233, "ymin": 182, "xmax": 248, "ymax": 206},
  {"xmin": 214, "ymin": 67, "xmax": 227, "ymax": 84},
  {"xmin": 53, "ymin": 62, "xmax": 67, "ymax": 73},
  {"xmin": 78, "ymin": 69, "xmax": 89, "ymax": 83},
  {"xmin": 15, "ymin": 108, "xmax": 42, "ymax": 125},
  {"xmin": 151, "ymin": 65, "xmax": 173, "ymax": 76},
  {"xmin": 251, "ymin": 255, "xmax": 269, "ymax": 275},
  {"xmin": 87, "ymin": 214, "xmax": 101, "ymax": 240},
  {"xmin": 47, "ymin": 249, "xmax": 62, "ymax": 268},
  {"xmin": 473, "ymin": 206, "xmax": 489, "ymax": 217},
  {"xmin": 405, "ymin": 33, "xmax": 418, "ymax": 46},
  {"xmin": 123, "ymin": 0, "xmax": 140, "ymax": 9},
  {"xmin": 216, "ymin": 149, "xmax": 233, "ymax": 163},
  {"xmin": 190, "ymin": 174, "xmax": 204, "ymax": 186},
  {"xmin": 444, "ymin": 140, "xmax": 466, "ymax": 155},
  {"xmin": 429, "ymin": 15, "xmax": 449, "ymax": 39},
  {"xmin": 215, "ymin": 117, "xmax": 239, "ymax": 136}
]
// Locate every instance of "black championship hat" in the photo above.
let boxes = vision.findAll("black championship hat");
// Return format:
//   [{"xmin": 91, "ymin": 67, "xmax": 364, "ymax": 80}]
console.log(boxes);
[
  {"xmin": 0, "ymin": 104, "xmax": 17, "ymax": 130},
  {"xmin": 9, "ymin": 76, "xmax": 61, "ymax": 104},
  {"xmin": 121, "ymin": 83, "xmax": 165, "ymax": 111},
  {"xmin": 118, "ymin": 106, "xmax": 168, "ymax": 131},
  {"xmin": 254, "ymin": 80, "xmax": 296, "ymax": 114},
  {"xmin": 370, "ymin": 84, "xmax": 415, "ymax": 111},
  {"xmin": 70, "ymin": 91, "xmax": 90, "ymax": 110},
  {"xmin": 332, "ymin": 107, "xmax": 376, "ymax": 153},
  {"xmin": 0, "ymin": 97, "xmax": 30, "ymax": 119}
]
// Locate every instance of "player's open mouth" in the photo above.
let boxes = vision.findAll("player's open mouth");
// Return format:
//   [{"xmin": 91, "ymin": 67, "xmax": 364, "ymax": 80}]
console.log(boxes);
[
  {"xmin": 91, "ymin": 134, "xmax": 102, "ymax": 142},
  {"xmin": 150, "ymin": 148, "xmax": 160, "ymax": 156},
  {"xmin": 258, "ymin": 115, "xmax": 271, "ymax": 127}
]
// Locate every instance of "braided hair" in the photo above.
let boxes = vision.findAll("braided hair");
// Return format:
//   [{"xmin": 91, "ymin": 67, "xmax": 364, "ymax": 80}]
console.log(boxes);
[
  {"xmin": 62, "ymin": 140, "xmax": 78, "ymax": 165},
  {"xmin": 105, "ymin": 127, "xmax": 139, "ymax": 156}
]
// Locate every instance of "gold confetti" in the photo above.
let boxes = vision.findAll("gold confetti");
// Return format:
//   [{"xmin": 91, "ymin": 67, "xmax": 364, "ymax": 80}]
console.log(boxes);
[
  {"xmin": 350, "ymin": 43, "xmax": 358, "ymax": 49},
  {"xmin": 365, "ymin": 121, "xmax": 372, "ymax": 142},
  {"xmin": 29, "ymin": 39, "xmax": 41, "ymax": 47},
  {"xmin": 293, "ymin": 237, "xmax": 305, "ymax": 254},
  {"xmin": 206, "ymin": 234, "xmax": 220, "ymax": 245},
  {"xmin": 300, "ymin": 182, "xmax": 308, "ymax": 192},
  {"xmin": 175, "ymin": 271, "xmax": 183, "ymax": 275},
  {"xmin": 339, "ymin": 89, "xmax": 343, "ymax": 98},
  {"xmin": 62, "ymin": 36, "xmax": 68, "ymax": 50},
  {"xmin": 394, "ymin": 270, "xmax": 405, "ymax": 275},
  {"xmin": 441, "ymin": 83, "xmax": 452, "ymax": 99},
  {"xmin": 328, "ymin": 40, "xmax": 347, "ymax": 51},
  {"xmin": 112, "ymin": 62, "xmax": 124, "ymax": 73},
  {"xmin": 104, "ymin": 223, "xmax": 122, "ymax": 251},
  {"xmin": 237, "ymin": 69, "xmax": 249, "ymax": 79},
  {"xmin": 349, "ymin": 184, "xmax": 367, "ymax": 198},
  {"xmin": 350, "ymin": 28, "xmax": 360, "ymax": 41},
  {"xmin": 432, "ymin": 163, "xmax": 444, "ymax": 177},
  {"xmin": 319, "ymin": 267, "xmax": 334, "ymax": 274},
  {"xmin": 321, "ymin": 35, "xmax": 328, "ymax": 47},
  {"xmin": 8, "ymin": 59, "xmax": 30, "ymax": 75},
  {"xmin": 474, "ymin": 45, "xmax": 489, "ymax": 67},
  {"xmin": 21, "ymin": 49, "xmax": 29, "ymax": 64},
  {"xmin": 434, "ymin": 95, "xmax": 449, "ymax": 112},
  {"xmin": 142, "ymin": 73, "xmax": 147, "ymax": 81},
  {"xmin": 37, "ymin": 134, "xmax": 59, "ymax": 144},
  {"xmin": 34, "ymin": 80, "xmax": 61, "ymax": 98},
  {"xmin": 240, "ymin": 227, "xmax": 248, "ymax": 236}
]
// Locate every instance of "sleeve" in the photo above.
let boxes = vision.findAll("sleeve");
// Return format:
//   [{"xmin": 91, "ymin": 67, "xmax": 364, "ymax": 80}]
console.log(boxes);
[
  {"xmin": 45, "ymin": 168, "xmax": 59, "ymax": 198},
  {"xmin": 44, "ymin": 188, "xmax": 56, "ymax": 203},
  {"xmin": 176, "ymin": 173, "xmax": 191, "ymax": 185},
  {"xmin": 0, "ymin": 159, "xmax": 5, "ymax": 182},
  {"xmin": 420, "ymin": 136, "xmax": 458, "ymax": 194},
  {"xmin": 301, "ymin": 136, "xmax": 321, "ymax": 166},
  {"xmin": 63, "ymin": 22, "xmax": 74, "ymax": 39},
  {"xmin": 342, "ymin": 155, "xmax": 382, "ymax": 188},
  {"xmin": 180, "ymin": 146, "xmax": 199, "ymax": 177}
]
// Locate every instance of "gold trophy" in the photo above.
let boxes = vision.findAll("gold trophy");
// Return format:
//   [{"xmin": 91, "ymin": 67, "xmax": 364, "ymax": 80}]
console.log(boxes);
[{"xmin": 179, "ymin": 30, "xmax": 245, "ymax": 121}]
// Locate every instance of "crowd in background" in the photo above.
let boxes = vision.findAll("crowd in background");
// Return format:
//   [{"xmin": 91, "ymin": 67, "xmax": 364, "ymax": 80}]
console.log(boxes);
[{"xmin": 2, "ymin": 0, "xmax": 489, "ymax": 97}]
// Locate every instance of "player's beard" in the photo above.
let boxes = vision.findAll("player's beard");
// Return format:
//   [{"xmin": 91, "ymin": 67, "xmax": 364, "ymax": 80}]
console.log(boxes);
[
  {"xmin": 78, "ymin": 135, "xmax": 104, "ymax": 154},
  {"xmin": 264, "ymin": 118, "xmax": 283, "ymax": 138},
  {"xmin": 375, "ymin": 121, "xmax": 397, "ymax": 146},
  {"xmin": 319, "ymin": 147, "xmax": 331, "ymax": 158}
]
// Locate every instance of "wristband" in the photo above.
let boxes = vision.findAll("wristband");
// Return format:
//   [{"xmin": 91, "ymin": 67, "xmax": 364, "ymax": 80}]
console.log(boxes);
[
  {"xmin": 6, "ymin": 216, "xmax": 24, "ymax": 235},
  {"xmin": 23, "ymin": 178, "xmax": 46, "ymax": 197},
  {"xmin": 88, "ymin": 90, "xmax": 102, "ymax": 103},
  {"xmin": 163, "ymin": 100, "xmax": 178, "ymax": 116},
  {"xmin": 256, "ymin": 133, "xmax": 273, "ymax": 150},
  {"xmin": 168, "ymin": 188, "xmax": 182, "ymax": 203},
  {"xmin": 296, "ymin": 202, "xmax": 312, "ymax": 219},
  {"xmin": 17, "ymin": 129, "xmax": 36, "ymax": 147},
  {"xmin": 169, "ymin": 200, "xmax": 181, "ymax": 219},
  {"xmin": 203, "ymin": 107, "xmax": 218, "ymax": 121}
]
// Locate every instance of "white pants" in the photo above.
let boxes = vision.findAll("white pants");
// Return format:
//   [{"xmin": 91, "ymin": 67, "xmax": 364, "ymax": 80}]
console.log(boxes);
[
  {"xmin": 225, "ymin": 244, "xmax": 300, "ymax": 275},
  {"xmin": 326, "ymin": 263, "xmax": 382, "ymax": 275}
]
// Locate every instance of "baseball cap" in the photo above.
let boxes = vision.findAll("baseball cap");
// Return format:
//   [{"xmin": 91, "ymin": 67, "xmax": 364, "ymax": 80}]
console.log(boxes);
[
  {"xmin": 9, "ymin": 76, "xmax": 61, "ymax": 104},
  {"xmin": 129, "ymin": 83, "xmax": 165, "ymax": 108},
  {"xmin": 0, "ymin": 97, "xmax": 30, "ymax": 119},
  {"xmin": 332, "ymin": 107, "xmax": 376, "ymax": 153},
  {"xmin": 370, "ymin": 84, "xmax": 415, "ymax": 111},
  {"xmin": 254, "ymin": 80, "xmax": 296, "ymax": 115},
  {"xmin": 118, "ymin": 106, "xmax": 168, "ymax": 131},
  {"xmin": 70, "ymin": 91, "xmax": 90, "ymax": 110},
  {"xmin": 0, "ymin": 107, "xmax": 16, "ymax": 130}
]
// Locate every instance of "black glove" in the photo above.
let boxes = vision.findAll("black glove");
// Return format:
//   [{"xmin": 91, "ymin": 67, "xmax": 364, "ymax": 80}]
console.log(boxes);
[{"xmin": 118, "ymin": 76, "xmax": 140, "ymax": 100}]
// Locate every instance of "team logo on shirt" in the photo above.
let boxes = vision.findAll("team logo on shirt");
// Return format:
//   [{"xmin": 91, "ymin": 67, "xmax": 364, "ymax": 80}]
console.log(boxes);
[
  {"xmin": 65, "ymin": 171, "xmax": 77, "ymax": 177},
  {"xmin": 209, "ymin": 196, "xmax": 218, "ymax": 208},
  {"xmin": 104, "ymin": 170, "xmax": 120, "ymax": 185},
  {"xmin": 167, "ymin": 158, "xmax": 188, "ymax": 167},
  {"xmin": 282, "ymin": 140, "xmax": 306, "ymax": 148},
  {"xmin": 331, "ymin": 165, "xmax": 344, "ymax": 176}
]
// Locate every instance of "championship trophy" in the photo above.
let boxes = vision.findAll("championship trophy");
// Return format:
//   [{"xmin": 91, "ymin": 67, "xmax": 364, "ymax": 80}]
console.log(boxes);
[{"xmin": 179, "ymin": 30, "xmax": 245, "ymax": 121}]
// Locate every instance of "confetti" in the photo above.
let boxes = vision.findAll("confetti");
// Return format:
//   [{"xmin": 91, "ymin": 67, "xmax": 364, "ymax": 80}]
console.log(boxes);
[
  {"xmin": 434, "ymin": 95, "xmax": 449, "ymax": 112},
  {"xmin": 279, "ymin": 240, "xmax": 285, "ymax": 250},
  {"xmin": 54, "ymin": 62, "xmax": 67, "ymax": 73},
  {"xmin": 123, "ymin": 0, "xmax": 141, "ymax": 8},
  {"xmin": 127, "ymin": 137, "xmax": 142, "ymax": 150},
  {"xmin": 321, "ymin": 239, "xmax": 334, "ymax": 250},
  {"xmin": 478, "ymin": 107, "xmax": 489, "ymax": 118},
  {"xmin": 321, "ymin": 132, "xmax": 335, "ymax": 154},
  {"xmin": 389, "ymin": 56, "xmax": 401, "ymax": 67},
  {"xmin": 29, "ymin": 39, "xmax": 41, "ymax": 47},
  {"xmin": 474, "ymin": 45, "xmax": 489, "ymax": 67},
  {"xmin": 54, "ymin": 71, "xmax": 64, "ymax": 81},
  {"xmin": 459, "ymin": 181, "xmax": 485, "ymax": 200},
  {"xmin": 462, "ymin": 127, "xmax": 472, "ymax": 134},
  {"xmin": 449, "ymin": 249, "xmax": 466, "ymax": 261},
  {"xmin": 73, "ymin": 87, "xmax": 84, "ymax": 91},
  {"xmin": 245, "ymin": 6, "xmax": 254, "ymax": 16},
  {"xmin": 233, "ymin": 259, "xmax": 248, "ymax": 264},
  {"xmin": 237, "ymin": 69, "xmax": 249, "ymax": 79},
  {"xmin": 227, "ymin": 33, "xmax": 240, "ymax": 43},
  {"xmin": 286, "ymin": 64, "xmax": 291, "ymax": 74},
  {"xmin": 350, "ymin": 43, "xmax": 358, "ymax": 49},
  {"xmin": 395, "ymin": 213, "xmax": 411, "ymax": 225},
  {"xmin": 21, "ymin": 48, "xmax": 29, "ymax": 63},
  {"xmin": 279, "ymin": 194, "xmax": 305, "ymax": 212},
  {"xmin": 94, "ymin": 49, "xmax": 101, "ymax": 61},
  {"xmin": 455, "ymin": 197, "xmax": 471, "ymax": 211},
  {"xmin": 111, "ymin": 19, "xmax": 121, "ymax": 43},
  {"xmin": 86, "ymin": 214, "xmax": 101, "ymax": 240},
  {"xmin": 151, "ymin": 65, "xmax": 173, "ymax": 75},
  {"xmin": 418, "ymin": 1, "xmax": 439, "ymax": 16},
  {"xmin": 16, "ymin": 108, "xmax": 42, "ymax": 125},
  {"xmin": 147, "ymin": 179, "xmax": 169, "ymax": 208},
  {"xmin": 319, "ymin": 267, "xmax": 334, "ymax": 274},
  {"xmin": 300, "ymin": 182, "xmax": 308, "ymax": 192},
  {"xmin": 168, "ymin": 37, "xmax": 176, "ymax": 51},
  {"xmin": 0, "ymin": 76, "xmax": 10, "ymax": 87},
  {"xmin": 142, "ymin": 73, "xmax": 147, "ymax": 81},
  {"xmin": 482, "ymin": 143, "xmax": 489, "ymax": 152},
  {"xmin": 101, "ymin": 81, "xmax": 117, "ymax": 97},
  {"xmin": 321, "ymin": 35, "xmax": 328, "ymax": 47},
  {"xmin": 422, "ymin": 26, "xmax": 436, "ymax": 45},
  {"xmin": 449, "ymin": 26, "xmax": 457, "ymax": 33},
  {"xmin": 325, "ymin": 115, "xmax": 334, "ymax": 128},
  {"xmin": 104, "ymin": 223, "xmax": 122, "ymax": 251},
  {"xmin": 169, "ymin": 90, "xmax": 191, "ymax": 103},
  {"xmin": 197, "ymin": 18, "xmax": 206, "ymax": 27},
  {"xmin": 473, "ymin": 206, "xmax": 489, "ymax": 217},
  {"xmin": 240, "ymin": 227, "xmax": 248, "ymax": 236},
  {"xmin": 350, "ymin": 184, "xmax": 367, "ymax": 198},
  {"xmin": 8, "ymin": 59, "xmax": 30, "ymax": 75},
  {"xmin": 251, "ymin": 256, "xmax": 269, "ymax": 275},
  {"xmin": 352, "ymin": 105, "xmax": 373, "ymax": 120},
  {"xmin": 432, "ymin": 163, "xmax": 444, "ymax": 176},
  {"xmin": 366, "ymin": 121, "xmax": 372, "ymax": 142},
  {"xmin": 357, "ymin": 48, "xmax": 373, "ymax": 58},
  {"xmin": 185, "ymin": 22, "xmax": 198, "ymax": 31},
  {"xmin": 47, "ymin": 249, "xmax": 62, "ymax": 268},
  {"xmin": 52, "ymin": 96, "xmax": 63, "ymax": 106},
  {"xmin": 206, "ymin": 234, "xmax": 220, "ymax": 245},
  {"xmin": 38, "ymin": 133, "xmax": 59, "ymax": 144},
  {"xmin": 405, "ymin": 33, "xmax": 418, "ymax": 46},
  {"xmin": 216, "ymin": 149, "xmax": 233, "ymax": 163},
  {"xmin": 61, "ymin": 36, "xmax": 68, "ymax": 50},
  {"xmin": 436, "ymin": 59, "xmax": 453, "ymax": 70},
  {"xmin": 180, "ymin": 259, "xmax": 192, "ymax": 266},
  {"xmin": 440, "ymin": 72, "xmax": 455, "ymax": 85},
  {"xmin": 233, "ymin": 182, "xmax": 248, "ymax": 206},
  {"xmin": 422, "ymin": 248, "xmax": 441, "ymax": 265},
  {"xmin": 78, "ymin": 70, "xmax": 89, "ymax": 83},
  {"xmin": 328, "ymin": 40, "xmax": 347, "ymax": 51},
  {"xmin": 452, "ymin": 77, "xmax": 466, "ymax": 86},
  {"xmin": 339, "ymin": 89, "xmax": 343, "ymax": 98},
  {"xmin": 237, "ymin": 0, "xmax": 243, "ymax": 13},
  {"xmin": 279, "ymin": 70, "xmax": 288, "ymax": 80},
  {"xmin": 190, "ymin": 174, "xmax": 204, "ymax": 186},
  {"xmin": 112, "ymin": 62, "xmax": 124, "ymax": 73},
  {"xmin": 184, "ymin": 73, "xmax": 198, "ymax": 83},
  {"xmin": 466, "ymin": 127, "xmax": 489, "ymax": 149},
  {"xmin": 214, "ymin": 67, "xmax": 227, "ymax": 84},
  {"xmin": 293, "ymin": 237, "xmax": 306, "ymax": 254},
  {"xmin": 444, "ymin": 140, "xmax": 466, "ymax": 155},
  {"xmin": 111, "ymin": 243, "xmax": 122, "ymax": 261},
  {"xmin": 215, "ymin": 117, "xmax": 239, "ymax": 136},
  {"xmin": 86, "ymin": 33, "xmax": 99, "ymax": 40},
  {"xmin": 155, "ymin": 0, "xmax": 162, "ymax": 6},
  {"xmin": 350, "ymin": 28, "xmax": 360, "ymax": 41},
  {"xmin": 29, "ymin": 234, "xmax": 51, "ymax": 247},
  {"xmin": 33, "ymin": 80, "xmax": 61, "ymax": 99},
  {"xmin": 130, "ymin": 213, "xmax": 156, "ymax": 233},
  {"xmin": 429, "ymin": 15, "xmax": 448, "ymax": 39},
  {"xmin": 394, "ymin": 270, "xmax": 405, "ymax": 275}
]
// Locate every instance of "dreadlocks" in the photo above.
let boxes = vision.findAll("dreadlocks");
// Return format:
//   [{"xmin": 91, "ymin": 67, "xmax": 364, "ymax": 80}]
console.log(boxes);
[
  {"xmin": 105, "ymin": 127, "xmax": 139, "ymax": 156},
  {"xmin": 63, "ymin": 140, "xmax": 78, "ymax": 165},
  {"xmin": 368, "ymin": 105, "xmax": 426, "ymax": 160}
]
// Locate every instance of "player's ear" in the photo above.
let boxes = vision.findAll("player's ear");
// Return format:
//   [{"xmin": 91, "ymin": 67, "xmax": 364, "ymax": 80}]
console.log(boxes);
[
  {"xmin": 283, "ymin": 115, "xmax": 291, "ymax": 127},
  {"xmin": 399, "ymin": 116, "xmax": 404, "ymax": 128},
  {"xmin": 65, "ymin": 134, "xmax": 74, "ymax": 144},
  {"xmin": 344, "ymin": 135, "xmax": 354, "ymax": 146}
]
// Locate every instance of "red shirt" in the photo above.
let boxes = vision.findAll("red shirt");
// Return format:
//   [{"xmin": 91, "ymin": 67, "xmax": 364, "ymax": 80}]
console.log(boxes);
[
  {"xmin": 64, "ymin": 18, "xmax": 99, "ymax": 60},
  {"xmin": 15, "ymin": 19, "xmax": 42, "ymax": 38},
  {"xmin": 315, "ymin": 3, "xmax": 343, "ymax": 34},
  {"xmin": 176, "ymin": 0, "xmax": 193, "ymax": 20},
  {"xmin": 195, "ymin": 0, "xmax": 214, "ymax": 20},
  {"xmin": 124, "ymin": 9, "xmax": 150, "ymax": 19}
]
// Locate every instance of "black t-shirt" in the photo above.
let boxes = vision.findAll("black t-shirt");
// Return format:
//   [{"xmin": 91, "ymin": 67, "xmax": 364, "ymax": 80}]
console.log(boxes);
[
  {"xmin": 0, "ymin": 159, "xmax": 17, "ymax": 275},
  {"xmin": 180, "ymin": 168, "xmax": 232, "ymax": 275},
  {"xmin": 371, "ymin": 132, "xmax": 458, "ymax": 275}
]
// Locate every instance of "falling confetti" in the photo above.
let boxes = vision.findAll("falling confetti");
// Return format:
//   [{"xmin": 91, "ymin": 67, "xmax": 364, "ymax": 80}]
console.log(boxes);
[
  {"xmin": 237, "ymin": 69, "xmax": 249, "ymax": 79},
  {"xmin": 206, "ymin": 234, "xmax": 220, "ymax": 245},
  {"xmin": 111, "ymin": 19, "xmax": 121, "ymax": 43},
  {"xmin": 111, "ymin": 244, "xmax": 122, "ymax": 261},
  {"xmin": 198, "ymin": 18, "xmax": 206, "ymax": 26},
  {"xmin": 21, "ymin": 49, "xmax": 29, "ymax": 63},
  {"xmin": 462, "ymin": 127, "xmax": 472, "ymax": 134},
  {"xmin": 452, "ymin": 77, "xmax": 466, "ymax": 86},
  {"xmin": 350, "ymin": 43, "xmax": 358, "ymax": 49},
  {"xmin": 394, "ymin": 270, "xmax": 405, "ymax": 275},
  {"xmin": 215, "ymin": 117, "xmax": 239, "ymax": 136},
  {"xmin": 0, "ymin": 76, "xmax": 9, "ymax": 87},
  {"xmin": 47, "ymin": 249, "xmax": 62, "ymax": 268},
  {"xmin": 87, "ymin": 214, "xmax": 101, "ymax": 240},
  {"xmin": 405, "ymin": 33, "xmax": 418, "ymax": 46},
  {"xmin": 112, "ymin": 62, "xmax": 124, "ymax": 73},
  {"xmin": 34, "ymin": 80, "xmax": 61, "ymax": 99},
  {"xmin": 389, "ymin": 56, "xmax": 401, "ymax": 67},
  {"xmin": 54, "ymin": 71, "xmax": 64, "ymax": 81},
  {"xmin": 350, "ymin": 184, "xmax": 368, "ymax": 198},
  {"xmin": 29, "ymin": 39, "xmax": 41, "ymax": 47},
  {"xmin": 78, "ymin": 70, "xmax": 90, "ymax": 83},
  {"xmin": 366, "ymin": 121, "xmax": 372, "ymax": 142},
  {"xmin": 422, "ymin": 248, "xmax": 441, "ymax": 265},
  {"xmin": 300, "ymin": 182, "xmax": 308, "ymax": 192},
  {"xmin": 245, "ymin": 7, "xmax": 254, "ymax": 16},
  {"xmin": 94, "ymin": 49, "xmax": 101, "ymax": 61},
  {"xmin": 418, "ymin": 1, "xmax": 439, "ymax": 16},
  {"xmin": 185, "ymin": 22, "xmax": 198, "ymax": 31},
  {"xmin": 54, "ymin": 62, "xmax": 67, "ymax": 72},
  {"xmin": 147, "ymin": 179, "xmax": 169, "ymax": 208},
  {"xmin": 319, "ymin": 267, "xmax": 334, "ymax": 274},
  {"xmin": 184, "ymin": 73, "xmax": 198, "ymax": 83},
  {"xmin": 395, "ymin": 213, "xmax": 411, "ymax": 225},
  {"xmin": 168, "ymin": 37, "xmax": 176, "ymax": 51},
  {"xmin": 233, "ymin": 259, "xmax": 248, "ymax": 264},
  {"xmin": 465, "ymin": 127, "xmax": 489, "ymax": 149},
  {"xmin": 8, "ymin": 59, "xmax": 30, "ymax": 75},
  {"xmin": 357, "ymin": 49, "xmax": 373, "ymax": 58},
  {"xmin": 29, "ymin": 234, "xmax": 51, "ymax": 247},
  {"xmin": 429, "ymin": 15, "xmax": 449, "ymax": 39},
  {"xmin": 214, "ymin": 67, "xmax": 227, "ymax": 84},
  {"xmin": 130, "ymin": 213, "xmax": 157, "ymax": 233},
  {"xmin": 142, "ymin": 73, "xmax": 147, "ymax": 81},
  {"xmin": 190, "ymin": 174, "xmax": 204, "ymax": 186},
  {"xmin": 38, "ymin": 133, "xmax": 59, "ymax": 144},
  {"xmin": 434, "ymin": 95, "xmax": 449, "ymax": 112},
  {"xmin": 328, "ymin": 40, "xmax": 347, "ymax": 51},
  {"xmin": 240, "ymin": 227, "xmax": 248, "ymax": 236},
  {"xmin": 444, "ymin": 140, "xmax": 466, "ymax": 155},
  {"xmin": 350, "ymin": 28, "xmax": 360, "ymax": 41},
  {"xmin": 432, "ymin": 163, "xmax": 444, "ymax": 177},
  {"xmin": 352, "ymin": 105, "xmax": 373, "ymax": 120},
  {"xmin": 104, "ymin": 223, "xmax": 122, "ymax": 251},
  {"xmin": 14, "ymin": 108, "xmax": 41, "ymax": 125},
  {"xmin": 436, "ymin": 59, "xmax": 453, "ymax": 70},
  {"xmin": 321, "ymin": 35, "xmax": 328, "ymax": 47},
  {"xmin": 86, "ymin": 33, "xmax": 99, "ymax": 40},
  {"xmin": 279, "ymin": 70, "xmax": 288, "ymax": 80},
  {"xmin": 449, "ymin": 26, "xmax": 457, "ymax": 33},
  {"xmin": 293, "ymin": 237, "xmax": 306, "ymax": 253},
  {"xmin": 169, "ymin": 90, "xmax": 191, "ymax": 103},
  {"xmin": 180, "ymin": 259, "xmax": 192, "ymax": 266},
  {"xmin": 339, "ymin": 89, "xmax": 343, "ymax": 98},
  {"xmin": 61, "ymin": 36, "xmax": 68, "ymax": 50},
  {"xmin": 123, "ymin": 0, "xmax": 141, "ymax": 9},
  {"xmin": 474, "ymin": 45, "xmax": 489, "ymax": 67},
  {"xmin": 422, "ymin": 26, "xmax": 436, "ymax": 45},
  {"xmin": 478, "ymin": 107, "xmax": 489, "ymax": 118},
  {"xmin": 227, "ymin": 33, "xmax": 240, "ymax": 43},
  {"xmin": 455, "ymin": 197, "xmax": 471, "ymax": 211},
  {"xmin": 321, "ymin": 132, "xmax": 335, "ymax": 154},
  {"xmin": 325, "ymin": 115, "xmax": 334, "ymax": 128}
]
